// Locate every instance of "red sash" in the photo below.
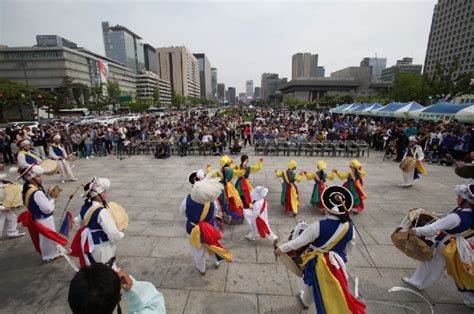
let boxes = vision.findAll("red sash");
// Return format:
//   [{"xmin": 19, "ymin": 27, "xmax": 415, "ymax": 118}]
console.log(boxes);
[
  {"xmin": 256, "ymin": 200, "xmax": 271, "ymax": 238},
  {"xmin": 69, "ymin": 226, "xmax": 90, "ymax": 267},
  {"xmin": 17, "ymin": 211, "xmax": 68, "ymax": 255}
]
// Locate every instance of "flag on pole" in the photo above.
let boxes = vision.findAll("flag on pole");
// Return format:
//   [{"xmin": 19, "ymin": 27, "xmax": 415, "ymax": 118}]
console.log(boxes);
[{"xmin": 59, "ymin": 210, "xmax": 73, "ymax": 237}]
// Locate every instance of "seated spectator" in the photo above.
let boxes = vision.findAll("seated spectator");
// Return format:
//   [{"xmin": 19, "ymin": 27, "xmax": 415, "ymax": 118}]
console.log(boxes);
[{"xmin": 68, "ymin": 263, "xmax": 165, "ymax": 314}]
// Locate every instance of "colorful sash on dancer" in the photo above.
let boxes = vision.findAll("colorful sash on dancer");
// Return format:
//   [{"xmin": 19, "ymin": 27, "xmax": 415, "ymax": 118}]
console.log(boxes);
[
  {"xmin": 69, "ymin": 204, "xmax": 102, "ymax": 267},
  {"xmin": 17, "ymin": 186, "xmax": 67, "ymax": 255},
  {"xmin": 282, "ymin": 170, "xmax": 299, "ymax": 214},
  {"xmin": 255, "ymin": 200, "xmax": 271, "ymax": 238},
  {"xmin": 189, "ymin": 202, "xmax": 232, "ymax": 262},
  {"xmin": 22, "ymin": 150, "xmax": 41, "ymax": 164},
  {"xmin": 51, "ymin": 144, "xmax": 66, "ymax": 157},
  {"xmin": 442, "ymin": 230, "xmax": 474, "ymax": 292},
  {"xmin": 299, "ymin": 222, "xmax": 365, "ymax": 314},
  {"xmin": 407, "ymin": 148, "xmax": 427, "ymax": 179},
  {"xmin": 236, "ymin": 167, "xmax": 252, "ymax": 207},
  {"xmin": 218, "ymin": 169, "xmax": 244, "ymax": 220},
  {"xmin": 310, "ymin": 172, "xmax": 327, "ymax": 209}
]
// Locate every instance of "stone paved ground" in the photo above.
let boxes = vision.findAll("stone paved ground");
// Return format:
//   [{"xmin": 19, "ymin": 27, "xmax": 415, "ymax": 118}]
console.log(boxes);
[{"xmin": 0, "ymin": 148, "xmax": 471, "ymax": 314}]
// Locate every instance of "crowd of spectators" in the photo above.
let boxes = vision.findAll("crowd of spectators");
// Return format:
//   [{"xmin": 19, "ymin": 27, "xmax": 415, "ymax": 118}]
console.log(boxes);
[{"xmin": 0, "ymin": 108, "xmax": 471, "ymax": 167}]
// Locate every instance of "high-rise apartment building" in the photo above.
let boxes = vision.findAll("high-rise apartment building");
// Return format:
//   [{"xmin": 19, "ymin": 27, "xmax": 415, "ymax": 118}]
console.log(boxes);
[
  {"xmin": 136, "ymin": 71, "xmax": 172, "ymax": 106},
  {"xmin": 143, "ymin": 44, "xmax": 159, "ymax": 74},
  {"xmin": 246, "ymin": 80, "xmax": 254, "ymax": 99},
  {"xmin": 211, "ymin": 67, "xmax": 218, "ymax": 99},
  {"xmin": 157, "ymin": 46, "xmax": 201, "ymax": 98},
  {"xmin": 193, "ymin": 53, "xmax": 212, "ymax": 99},
  {"xmin": 254, "ymin": 87, "xmax": 261, "ymax": 99},
  {"xmin": 217, "ymin": 83, "xmax": 226, "ymax": 101},
  {"xmin": 381, "ymin": 57, "xmax": 423, "ymax": 82},
  {"xmin": 424, "ymin": 0, "xmax": 473, "ymax": 78},
  {"xmin": 292, "ymin": 53, "xmax": 319, "ymax": 79},
  {"xmin": 102, "ymin": 21, "xmax": 145, "ymax": 74},
  {"xmin": 360, "ymin": 57, "xmax": 387, "ymax": 79},
  {"xmin": 261, "ymin": 73, "xmax": 287, "ymax": 100},
  {"xmin": 228, "ymin": 87, "xmax": 236, "ymax": 105}
]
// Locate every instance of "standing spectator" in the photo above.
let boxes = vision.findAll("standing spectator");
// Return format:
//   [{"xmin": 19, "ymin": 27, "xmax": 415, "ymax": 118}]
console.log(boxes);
[
  {"xmin": 453, "ymin": 127, "xmax": 472, "ymax": 161},
  {"xmin": 83, "ymin": 129, "xmax": 94, "ymax": 160},
  {"xmin": 243, "ymin": 124, "xmax": 252, "ymax": 147},
  {"xmin": 70, "ymin": 129, "xmax": 83, "ymax": 157},
  {"xmin": 0, "ymin": 131, "xmax": 14, "ymax": 164},
  {"xmin": 179, "ymin": 131, "xmax": 189, "ymax": 157},
  {"xmin": 96, "ymin": 127, "xmax": 107, "ymax": 157},
  {"xmin": 31, "ymin": 129, "xmax": 46, "ymax": 157}
]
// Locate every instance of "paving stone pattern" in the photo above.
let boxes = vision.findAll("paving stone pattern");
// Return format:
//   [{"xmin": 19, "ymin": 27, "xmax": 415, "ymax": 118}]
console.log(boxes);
[{"xmin": 0, "ymin": 149, "xmax": 469, "ymax": 313}]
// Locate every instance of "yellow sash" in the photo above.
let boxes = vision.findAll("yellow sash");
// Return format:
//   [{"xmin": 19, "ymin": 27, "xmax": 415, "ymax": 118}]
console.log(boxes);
[
  {"xmin": 442, "ymin": 230, "xmax": 474, "ymax": 291},
  {"xmin": 22, "ymin": 150, "xmax": 41, "ymax": 162},
  {"xmin": 283, "ymin": 170, "xmax": 299, "ymax": 214},
  {"xmin": 189, "ymin": 202, "xmax": 211, "ymax": 249},
  {"xmin": 83, "ymin": 205, "xmax": 103, "ymax": 226},
  {"xmin": 52, "ymin": 143, "xmax": 66, "ymax": 156},
  {"xmin": 300, "ymin": 222, "xmax": 350, "ymax": 267},
  {"xmin": 410, "ymin": 148, "xmax": 427, "ymax": 175},
  {"xmin": 24, "ymin": 186, "xmax": 39, "ymax": 209}
]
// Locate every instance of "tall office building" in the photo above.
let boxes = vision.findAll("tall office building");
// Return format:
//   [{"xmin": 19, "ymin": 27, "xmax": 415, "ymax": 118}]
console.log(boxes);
[
  {"xmin": 261, "ymin": 73, "xmax": 287, "ymax": 100},
  {"xmin": 315, "ymin": 66, "xmax": 325, "ymax": 78},
  {"xmin": 424, "ymin": 0, "xmax": 474, "ymax": 79},
  {"xmin": 292, "ymin": 53, "xmax": 319, "ymax": 79},
  {"xmin": 193, "ymin": 53, "xmax": 212, "ymax": 99},
  {"xmin": 143, "ymin": 44, "xmax": 159, "ymax": 74},
  {"xmin": 157, "ymin": 46, "xmax": 201, "ymax": 98},
  {"xmin": 102, "ymin": 21, "xmax": 145, "ymax": 74},
  {"xmin": 211, "ymin": 67, "xmax": 218, "ymax": 99},
  {"xmin": 246, "ymin": 80, "xmax": 254, "ymax": 98},
  {"xmin": 217, "ymin": 83, "xmax": 226, "ymax": 101},
  {"xmin": 228, "ymin": 87, "xmax": 236, "ymax": 105},
  {"xmin": 360, "ymin": 57, "xmax": 387, "ymax": 79},
  {"xmin": 254, "ymin": 87, "xmax": 261, "ymax": 99},
  {"xmin": 381, "ymin": 57, "xmax": 423, "ymax": 81},
  {"xmin": 36, "ymin": 35, "xmax": 77, "ymax": 49}
]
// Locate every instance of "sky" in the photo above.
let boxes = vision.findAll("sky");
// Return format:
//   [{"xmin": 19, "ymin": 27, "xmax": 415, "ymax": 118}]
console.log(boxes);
[{"xmin": 0, "ymin": 0, "xmax": 437, "ymax": 93}]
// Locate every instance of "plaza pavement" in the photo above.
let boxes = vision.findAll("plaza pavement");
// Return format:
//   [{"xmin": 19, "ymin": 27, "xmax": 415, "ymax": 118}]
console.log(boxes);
[{"xmin": 0, "ymin": 148, "xmax": 471, "ymax": 314}]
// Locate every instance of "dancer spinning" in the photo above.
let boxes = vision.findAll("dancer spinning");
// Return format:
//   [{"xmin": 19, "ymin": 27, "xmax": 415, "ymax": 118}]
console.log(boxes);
[
  {"xmin": 17, "ymin": 165, "xmax": 67, "ymax": 261},
  {"xmin": 208, "ymin": 155, "xmax": 245, "ymax": 224},
  {"xmin": 235, "ymin": 155, "xmax": 263, "ymax": 208},
  {"xmin": 403, "ymin": 183, "xmax": 474, "ymax": 308},
  {"xmin": 179, "ymin": 175, "xmax": 232, "ymax": 275},
  {"xmin": 0, "ymin": 173, "xmax": 26, "ymax": 239},
  {"xmin": 49, "ymin": 134, "xmax": 78, "ymax": 183},
  {"xmin": 399, "ymin": 136, "xmax": 427, "ymax": 187},
  {"xmin": 334, "ymin": 159, "xmax": 367, "ymax": 213},
  {"xmin": 305, "ymin": 160, "xmax": 335, "ymax": 214},
  {"xmin": 70, "ymin": 177, "xmax": 124, "ymax": 269},
  {"xmin": 243, "ymin": 186, "xmax": 278, "ymax": 244},
  {"xmin": 274, "ymin": 186, "xmax": 365, "ymax": 313},
  {"xmin": 275, "ymin": 160, "xmax": 304, "ymax": 216}
]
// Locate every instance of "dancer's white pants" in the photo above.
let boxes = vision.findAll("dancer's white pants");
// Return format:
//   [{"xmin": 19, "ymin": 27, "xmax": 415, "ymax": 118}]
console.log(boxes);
[{"xmin": 191, "ymin": 245, "xmax": 219, "ymax": 273}]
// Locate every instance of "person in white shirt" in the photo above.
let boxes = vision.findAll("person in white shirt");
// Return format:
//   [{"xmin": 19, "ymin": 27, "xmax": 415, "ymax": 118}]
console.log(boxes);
[
  {"xmin": 0, "ymin": 174, "xmax": 25, "ymax": 239},
  {"xmin": 399, "ymin": 136, "xmax": 427, "ymax": 187},
  {"xmin": 49, "ymin": 134, "xmax": 78, "ymax": 183},
  {"xmin": 243, "ymin": 186, "xmax": 278, "ymax": 244}
]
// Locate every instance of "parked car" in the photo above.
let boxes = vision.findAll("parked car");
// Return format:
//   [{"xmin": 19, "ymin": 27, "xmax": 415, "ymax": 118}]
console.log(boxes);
[
  {"xmin": 122, "ymin": 113, "xmax": 141, "ymax": 121},
  {"xmin": 15, "ymin": 121, "xmax": 40, "ymax": 129},
  {"xmin": 96, "ymin": 116, "xmax": 118, "ymax": 126},
  {"xmin": 77, "ymin": 116, "xmax": 98, "ymax": 125}
]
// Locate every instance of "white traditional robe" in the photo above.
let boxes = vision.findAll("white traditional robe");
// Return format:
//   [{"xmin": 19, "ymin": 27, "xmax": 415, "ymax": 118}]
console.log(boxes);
[
  {"xmin": 401, "ymin": 144, "xmax": 425, "ymax": 186},
  {"xmin": 0, "ymin": 205, "xmax": 22, "ymax": 237},
  {"xmin": 244, "ymin": 199, "xmax": 277, "ymax": 242},
  {"xmin": 178, "ymin": 197, "xmax": 221, "ymax": 273},
  {"xmin": 407, "ymin": 208, "xmax": 474, "ymax": 304},
  {"xmin": 33, "ymin": 190, "xmax": 59, "ymax": 261},
  {"xmin": 49, "ymin": 144, "xmax": 75, "ymax": 182},
  {"xmin": 75, "ymin": 201, "xmax": 124, "ymax": 269}
]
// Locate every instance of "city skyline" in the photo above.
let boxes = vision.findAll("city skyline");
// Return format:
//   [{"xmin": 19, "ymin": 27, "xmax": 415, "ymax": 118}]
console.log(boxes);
[{"xmin": 1, "ymin": 0, "xmax": 436, "ymax": 93}]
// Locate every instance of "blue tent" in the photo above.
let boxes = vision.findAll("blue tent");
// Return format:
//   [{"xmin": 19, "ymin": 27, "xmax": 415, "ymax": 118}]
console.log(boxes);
[
  {"xmin": 370, "ymin": 102, "xmax": 407, "ymax": 117},
  {"xmin": 393, "ymin": 101, "xmax": 425, "ymax": 118},
  {"xmin": 414, "ymin": 102, "xmax": 472, "ymax": 121},
  {"xmin": 331, "ymin": 103, "xmax": 352, "ymax": 114},
  {"xmin": 350, "ymin": 103, "xmax": 372, "ymax": 115}
]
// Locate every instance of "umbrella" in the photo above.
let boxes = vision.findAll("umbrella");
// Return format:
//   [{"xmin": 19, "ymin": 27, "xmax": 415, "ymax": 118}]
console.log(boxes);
[
  {"xmin": 454, "ymin": 104, "xmax": 474, "ymax": 123},
  {"xmin": 392, "ymin": 101, "xmax": 425, "ymax": 119},
  {"xmin": 414, "ymin": 102, "xmax": 472, "ymax": 121}
]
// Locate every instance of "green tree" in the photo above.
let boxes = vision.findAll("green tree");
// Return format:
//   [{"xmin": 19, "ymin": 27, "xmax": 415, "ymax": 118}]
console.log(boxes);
[
  {"xmin": 107, "ymin": 80, "xmax": 121, "ymax": 104},
  {"xmin": 0, "ymin": 79, "xmax": 30, "ymax": 122},
  {"xmin": 425, "ymin": 58, "xmax": 474, "ymax": 102},
  {"xmin": 389, "ymin": 73, "xmax": 427, "ymax": 103},
  {"xmin": 171, "ymin": 90, "xmax": 187, "ymax": 108},
  {"xmin": 131, "ymin": 94, "xmax": 152, "ymax": 112},
  {"xmin": 152, "ymin": 88, "xmax": 161, "ymax": 107},
  {"xmin": 283, "ymin": 95, "xmax": 300, "ymax": 107}
]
